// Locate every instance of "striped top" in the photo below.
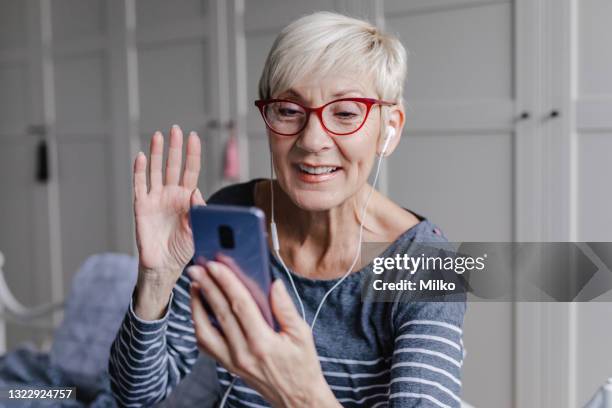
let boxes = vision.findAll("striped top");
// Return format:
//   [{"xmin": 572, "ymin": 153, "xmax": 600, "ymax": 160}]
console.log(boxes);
[{"xmin": 109, "ymin": 179, "xmax": 466, "ymax": 407}]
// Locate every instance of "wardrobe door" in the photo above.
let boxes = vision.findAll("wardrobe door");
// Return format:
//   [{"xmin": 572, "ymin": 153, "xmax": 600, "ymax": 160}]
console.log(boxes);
[
  {"xmin": 0, "ymin": 0, "xmax": 54, "ymax": 350},
  {"xmin": 574, "ymin": 0, "xmax": 612, "ymax": 405},
  {"xmin": 576, "ymin": 0, "xmax": 612, "ymax": 241},
  {"xmin": 383, "ymin": 1, "xmax": 516, "ymax": 406},
  {"xmin": 0, "ymin": 0, "xmax": 119, "ymax": 352},
  {"xmin": 50, "ymin": 0, "xmax": 114, "ymax": 300}
]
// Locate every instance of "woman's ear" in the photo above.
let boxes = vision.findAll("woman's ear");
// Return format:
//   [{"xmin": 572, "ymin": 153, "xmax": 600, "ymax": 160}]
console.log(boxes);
[{"xmin": 377, "ymin": 105, "xmax": 405, "ymax": 157}]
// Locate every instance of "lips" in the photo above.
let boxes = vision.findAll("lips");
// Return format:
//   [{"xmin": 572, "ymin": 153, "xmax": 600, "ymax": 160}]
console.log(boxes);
[
  {"xmin": 294, "ymin": 162, "xmax": 342, "ymax": 183},
  {"xmin": 298, "ymin": 163, "xmax": 339, "ymax": 174}
]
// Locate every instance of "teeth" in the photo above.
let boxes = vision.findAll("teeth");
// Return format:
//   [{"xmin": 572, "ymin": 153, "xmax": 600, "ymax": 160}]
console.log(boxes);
[{"xmin": 298, "ymin": 164, "xmax": 338, "ymax": 175}]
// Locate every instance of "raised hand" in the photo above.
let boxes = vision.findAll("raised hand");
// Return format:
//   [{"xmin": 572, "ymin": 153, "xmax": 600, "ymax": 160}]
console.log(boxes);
[{"xmin": 133, "ymin": 125, "xmax": 206, "ymax": 320}]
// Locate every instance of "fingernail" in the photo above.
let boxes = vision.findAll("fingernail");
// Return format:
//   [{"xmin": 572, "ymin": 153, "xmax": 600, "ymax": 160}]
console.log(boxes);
[
  {"xmin": 186, "ymin": 265, "xmax": 200, "ymax": 280},
  {"xmin": 189, "ymin": 131, "xmax": 196, "ymax": 137},
  {"xmin": 206, "ymin": 261, "xmax": 219, "ymax": 276},
  {"xmin": 172, "ymin": 124, "xmax": 179, "ymax": 130}
]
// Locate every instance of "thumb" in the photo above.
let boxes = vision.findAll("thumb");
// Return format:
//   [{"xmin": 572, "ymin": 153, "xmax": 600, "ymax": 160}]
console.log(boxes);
[
  {"xmin": 271, "ymin": 279, "xmax": 304, "ymax": 333},
  {"xmin": 182, "ymin": 189, "xmax": 206, "ymax": 234},
  {"xmin": 190, "ymin": 188, "xmax": 206, "ymax": 207}
]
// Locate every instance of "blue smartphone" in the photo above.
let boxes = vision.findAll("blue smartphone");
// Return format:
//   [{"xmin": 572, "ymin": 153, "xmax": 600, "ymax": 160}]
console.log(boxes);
[{"xmin": 189, "ymin": 204, "xmax": 275, "ymax": 329}]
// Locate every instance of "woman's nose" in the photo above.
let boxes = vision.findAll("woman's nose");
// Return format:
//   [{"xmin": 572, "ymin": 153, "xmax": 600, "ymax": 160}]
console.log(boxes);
[{"xmin": 295, "ymin": 113, "xmax": 334, "ymax": 153}]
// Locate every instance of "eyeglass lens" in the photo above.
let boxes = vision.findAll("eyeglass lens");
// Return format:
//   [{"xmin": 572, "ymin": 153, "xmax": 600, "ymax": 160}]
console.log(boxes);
[{"xmin": 263, "ymin": 100, "xmax": 368, "ymax": 135}]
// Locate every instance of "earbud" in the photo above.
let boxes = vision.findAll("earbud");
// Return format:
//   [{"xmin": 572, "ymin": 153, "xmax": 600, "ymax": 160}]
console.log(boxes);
[{"xmin": 380, "ymin": 126, "xmax": 396, "ymax": 156}]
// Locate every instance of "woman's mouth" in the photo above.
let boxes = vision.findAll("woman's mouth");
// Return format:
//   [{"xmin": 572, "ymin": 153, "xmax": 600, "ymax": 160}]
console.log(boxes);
[{"xmin": 295, "ymin": 163, "xmax": 342, "ymax": 183}]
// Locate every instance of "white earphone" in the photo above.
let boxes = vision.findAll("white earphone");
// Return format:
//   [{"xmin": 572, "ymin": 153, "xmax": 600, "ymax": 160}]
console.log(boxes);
[
  {"xmin": 381, "ymin": 126, "xmax": 396, "ymax": 156},
  {"xmin": 219, "ymin": 125, "xmax": 397, "ymax": 407}
]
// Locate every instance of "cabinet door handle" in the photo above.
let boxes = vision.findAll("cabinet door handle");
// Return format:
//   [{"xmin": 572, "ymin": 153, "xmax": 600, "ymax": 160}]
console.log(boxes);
[
  {"xmin": 549, "ymin": 110, "xmax": 560, "ymax": 118},
  {"xmin": 36, "ymin": 139, "xmax": 49, "ymax": 183},
  {"xmin": 519, "ymin": 111, "xmax": 530, "ymax": 120},
  {"xmin": 206, "ymin": 119, "xmax": 220, "ymax": 129}
]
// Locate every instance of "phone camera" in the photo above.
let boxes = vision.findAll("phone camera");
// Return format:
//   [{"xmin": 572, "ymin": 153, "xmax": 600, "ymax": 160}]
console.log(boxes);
[{"xmin": 218, "ymin": 225, "xmax": 235, "ymax": 249}]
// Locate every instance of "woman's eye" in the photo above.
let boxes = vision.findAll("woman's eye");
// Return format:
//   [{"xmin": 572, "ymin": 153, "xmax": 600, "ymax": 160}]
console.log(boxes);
[
  {"xmin": 279, "ymin": 108, "xmax": 302, "ymax": 116},
  {"xmin": 335, "ymin": 111, "xmax": 358, "ymax": 118}
]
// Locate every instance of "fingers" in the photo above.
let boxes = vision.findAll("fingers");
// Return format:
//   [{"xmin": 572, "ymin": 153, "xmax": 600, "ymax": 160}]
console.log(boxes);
[
  {"xmin": 133, "ymin": 152, "xmax": 147, "ymax": 199},
  {"xmin": 207, "ymin": 257, "xmax": 272, "ymax": 337},
  {"xmin": 188, "ymin": 264, "xmax": 250, "ymax": 356},
  {"xmin": 189, "ymin": 280, "xmax": 232, "ymax": 365},
  {"xmin": 182, "ymin": 131, "xmax": 202, "ymax": 190},
  {"xmin": 181, "ymin": 188, "xmax": 206, "ymax": 234},
  {"xmin": 165, "ymin": 125, "xmax": 183, "ymax": 185},
  {"xmin": 190, "ymin": 188, "xmax": 206, "ymax": 207},
  {"xmin": 146, "ymin": 125, "xmax": 200, "ymax": 191},
  {"xmin": 149, "ymin": 131, "xmax": 163, "ymax": 191},
  {"xmin": 215, "ymin": 254, "xmax": 274, "ymax": 327},
  {"xmin": 271, "ymin": 279, "xmax": 305, "ymax": 334}
]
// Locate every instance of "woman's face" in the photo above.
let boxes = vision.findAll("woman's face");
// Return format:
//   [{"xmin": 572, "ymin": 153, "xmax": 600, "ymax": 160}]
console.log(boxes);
[{"xmin": 269, "ymin": 73, "xmax": 383, "ymax": 211}]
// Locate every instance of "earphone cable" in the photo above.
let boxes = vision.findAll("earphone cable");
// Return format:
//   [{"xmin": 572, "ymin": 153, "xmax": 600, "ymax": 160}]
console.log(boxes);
[
  {"xmin": 269, "ymin": 156, "xmax": 306, "ymax": 319},
  {"xmin": 272, "ymin": 141, "xmax": 387, "ymax": 331},
  {"xmin": 219, "ymin": 376, "xmax": 237, "ymax": 407},
  {"xmin": 309, "ymin": 149, "xmax": 385, "ymax": 330},
  {"xmin": 219, "ymin": 133, "xmax": 390, "ymax": 407}
]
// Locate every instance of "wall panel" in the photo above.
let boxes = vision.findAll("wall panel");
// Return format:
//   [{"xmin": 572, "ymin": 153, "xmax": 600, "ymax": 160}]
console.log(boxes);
[
  {"xmin": 0, "ymin": 0, "xmax": 26, "ymax": 50},
  {"xmin": 51, "ymin": 0, "xmax": 107, "ymax": 41},
  {"xmin": 57, "ymin": 140, "xmax": 111, "ymax": 294}
]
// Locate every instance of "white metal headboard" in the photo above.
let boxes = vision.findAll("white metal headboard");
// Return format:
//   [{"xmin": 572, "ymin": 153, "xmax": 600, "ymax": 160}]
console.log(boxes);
[{"xmin": 0, "ymin": 251, "xmax": 64, "ymax": 354}]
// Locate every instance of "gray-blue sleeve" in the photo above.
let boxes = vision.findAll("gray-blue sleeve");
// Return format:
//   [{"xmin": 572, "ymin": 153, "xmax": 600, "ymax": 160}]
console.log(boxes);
[
  {"xmin": 389, "ymin": 299, "xmax": 466, "ymax": 407},
  {"xmin": 108, "ymin": 270, "xmax": 199, "ymax": 407}
]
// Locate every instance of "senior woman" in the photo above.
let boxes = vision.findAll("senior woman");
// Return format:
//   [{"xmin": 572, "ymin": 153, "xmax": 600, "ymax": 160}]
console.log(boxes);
[{"xmin": 109, "ymin": 11, "xmax": 465, "ymax": 408}]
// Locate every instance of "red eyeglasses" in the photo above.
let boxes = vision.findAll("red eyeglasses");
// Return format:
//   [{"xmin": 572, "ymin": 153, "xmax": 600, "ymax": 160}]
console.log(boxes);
[{"xmin": 254, "ymin": 97, "xmax": 396, "ymax": 136}]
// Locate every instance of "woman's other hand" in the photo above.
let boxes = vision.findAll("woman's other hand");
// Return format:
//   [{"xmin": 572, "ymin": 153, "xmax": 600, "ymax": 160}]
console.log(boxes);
[
  {"xmin": 133, "ymin": 125, "xmax": 206, "ymax": 320},
  {"xmin": 188, "ymin": 258, "xmax": 341, "ymax": 408}
]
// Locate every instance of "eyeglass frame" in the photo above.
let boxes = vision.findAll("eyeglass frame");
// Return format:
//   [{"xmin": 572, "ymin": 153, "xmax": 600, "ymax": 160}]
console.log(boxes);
[{"xmin": 254, "ymin": 97, "xmax": 397, "ymax": 136}]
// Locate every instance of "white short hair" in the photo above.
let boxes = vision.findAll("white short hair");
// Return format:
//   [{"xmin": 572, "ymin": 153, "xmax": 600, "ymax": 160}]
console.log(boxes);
[{"xmin": 258, "ymin": 11, "xmax": 408, "ymax": 103}]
